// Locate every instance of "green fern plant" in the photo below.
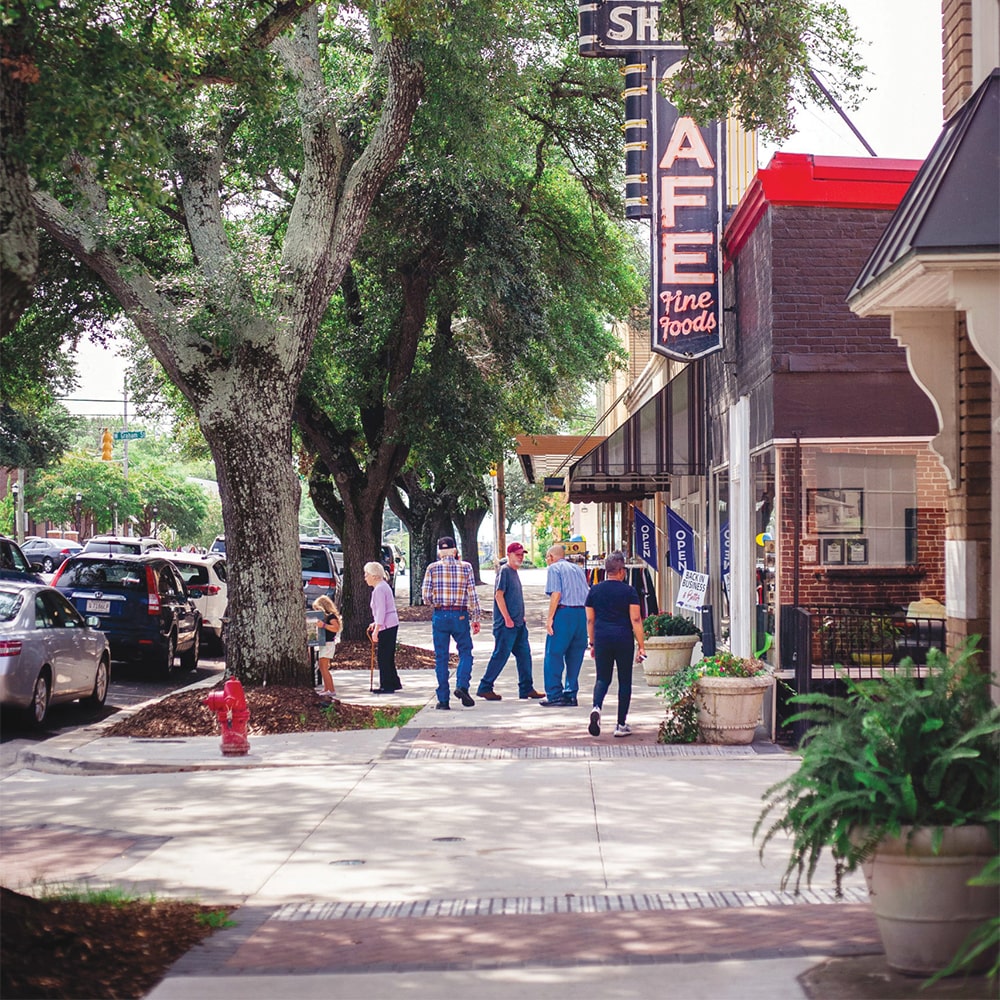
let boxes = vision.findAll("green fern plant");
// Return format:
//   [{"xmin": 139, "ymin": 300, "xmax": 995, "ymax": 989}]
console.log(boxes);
[{"xmin": 755, "ymin": 638, "xmax": 1000, "ymax": 894}]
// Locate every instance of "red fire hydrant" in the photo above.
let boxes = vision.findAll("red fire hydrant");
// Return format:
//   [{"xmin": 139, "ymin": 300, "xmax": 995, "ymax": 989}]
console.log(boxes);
[{"xmin": 203, "ymin": 678, "xmax": 250, "ymax": 756}]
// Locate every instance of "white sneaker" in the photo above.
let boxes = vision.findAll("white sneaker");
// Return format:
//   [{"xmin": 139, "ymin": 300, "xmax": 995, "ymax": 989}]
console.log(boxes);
[
  {"xmin": 588, "ymin": 707, "xmax": 601, "ymax": 737},
  {"xmin": 613, "ymin": 723, "xmax": 632, "ymax": 738}
]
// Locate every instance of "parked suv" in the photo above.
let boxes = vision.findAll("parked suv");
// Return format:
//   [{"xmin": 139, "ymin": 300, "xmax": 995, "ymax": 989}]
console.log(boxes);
[
  {"xmin": 164, "ymin": 552, "xmax": 228, "ymax": 652},
  {"xmin": 300, "ymin": 543, "xmax": 339, "ymax": 606},
  {"xmin": 52, "ymin": 553, "xmax": 200, "ymax": 675},
  {"xmin": 0, "ymin": 536, "xmax": 45, "ymax": 585},
  {"xmin": 82, "ymin": 535, "xmax": 167, "ymax": 556}
]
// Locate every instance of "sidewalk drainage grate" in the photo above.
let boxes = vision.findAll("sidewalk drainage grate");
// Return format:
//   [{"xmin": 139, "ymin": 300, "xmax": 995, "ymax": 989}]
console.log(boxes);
[{"xmin": 272, "ymin": 886, "xmax": 870, "ymax": 922}]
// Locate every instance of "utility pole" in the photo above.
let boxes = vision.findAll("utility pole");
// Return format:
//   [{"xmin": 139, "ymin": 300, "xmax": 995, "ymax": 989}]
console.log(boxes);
[{"xmin": 495, "ymin": 461, "xmax": 507, "ymax": 559}]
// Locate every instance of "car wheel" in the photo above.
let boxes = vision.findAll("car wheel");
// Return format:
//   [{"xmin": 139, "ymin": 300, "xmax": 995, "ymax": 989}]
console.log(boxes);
[
  {"xmin": 26, "ymin": 670, "xmax": 50, "ymax": 726},
  {"xmin": 42, "ymin": 556, "xmax": 55, "ymax": 573},
  {"xmin": 158, "ymin": 632, "xmax": 177, "ymax": 678},
  {"xmin": 179, "ymin": 630, "xmax": 200, "ymax": 671},
  {"xmin": 84, "ymin": 656, "xmax": 110, "ymax": 707}
]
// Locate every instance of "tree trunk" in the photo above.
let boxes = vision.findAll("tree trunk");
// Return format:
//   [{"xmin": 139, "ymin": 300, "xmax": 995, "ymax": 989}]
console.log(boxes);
[
  {"xmin": 455, "ymin": 506, "xmax": 488, "ymax": 584},
  {"xmin": 204, "ymin": 407, "xmax": 309, "ymax": 686},
  {"xmin": 0, "ymin": 11, "xmax": 38, "ymax": 334}
]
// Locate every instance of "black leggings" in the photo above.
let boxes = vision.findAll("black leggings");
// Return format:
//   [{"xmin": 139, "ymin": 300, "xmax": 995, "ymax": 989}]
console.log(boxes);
[
  {"xmin": 377, "ymin": 625, "xmax": 401, "ymax": 689},
  {"xmin": 592, "ymin": 638, "xmax": 634, "ymax": 725}
]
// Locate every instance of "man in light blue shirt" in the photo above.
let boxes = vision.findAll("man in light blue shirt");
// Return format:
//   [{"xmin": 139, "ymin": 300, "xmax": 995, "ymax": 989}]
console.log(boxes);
[{"xmin": 541, "ymin": 544, "xmax": 590, "ymax": 706}]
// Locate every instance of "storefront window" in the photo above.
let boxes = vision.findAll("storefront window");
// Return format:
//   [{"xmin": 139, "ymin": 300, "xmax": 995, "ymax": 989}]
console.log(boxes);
[{"xmin": 812, "ymin": 453, "xmax": 917, "ymax": 566}]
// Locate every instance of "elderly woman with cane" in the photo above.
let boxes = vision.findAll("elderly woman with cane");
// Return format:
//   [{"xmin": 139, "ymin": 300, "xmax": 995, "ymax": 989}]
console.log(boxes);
[{"xmin": 364, "ymin": 560, "xmax": 402, "ymax": 694}]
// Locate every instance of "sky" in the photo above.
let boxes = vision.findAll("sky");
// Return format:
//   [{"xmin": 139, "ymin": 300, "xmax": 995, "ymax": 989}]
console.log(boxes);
[{"xmin": 64, "ymin": 0, "xmax": 944, "ymax": 414}]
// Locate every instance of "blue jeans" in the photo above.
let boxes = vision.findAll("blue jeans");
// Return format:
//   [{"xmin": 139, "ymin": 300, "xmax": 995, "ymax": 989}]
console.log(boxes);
[
  {"xmin": 432, "ymin": 609, "xmax": 473, "ymax": 704},
  {"xmin": 593, "ymin": 638, "xmax": 635, "ymax": 725},
  {"xmin": 477, "ymin": 622, "xmax": 534, "ymax": 696},
  {"xmin": 543, "ymin": 606, "xmax": 587, "ymax": 700}
]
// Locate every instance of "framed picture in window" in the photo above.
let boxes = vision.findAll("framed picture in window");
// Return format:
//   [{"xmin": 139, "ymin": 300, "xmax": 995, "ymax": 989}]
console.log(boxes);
[
  {"xmin": 811, "ymin": 488, "xmax": 864, "ymax": 533},
  {"xmin": 846, "ymin": 538, "xmax": 869, "ymax": 565},
  {"xmin": 822, "ymin": 538, "xmax": 846, "ymax": 565}
]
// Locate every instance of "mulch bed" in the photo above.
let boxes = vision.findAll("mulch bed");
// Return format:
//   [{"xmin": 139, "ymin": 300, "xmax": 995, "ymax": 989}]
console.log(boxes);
[
  {"xmin": 104, "ymin": 641, "xmax": 438, "ymax": 739},
  {"xmin": 0, "ymin": 886, "xmax": 234, "ymax": 1000}
]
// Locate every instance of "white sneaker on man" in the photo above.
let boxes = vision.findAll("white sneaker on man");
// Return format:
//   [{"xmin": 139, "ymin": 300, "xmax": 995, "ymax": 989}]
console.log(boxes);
[{"xmin": 613, "ymin": 723, "xmax": 632, "ymax": 737}]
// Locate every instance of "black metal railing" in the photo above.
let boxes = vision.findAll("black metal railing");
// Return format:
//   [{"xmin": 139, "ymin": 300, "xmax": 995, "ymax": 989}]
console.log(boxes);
[
  {"xmin": 778, "ymin": 604, "xmax": 947, "ymax": 745},
  {"xmin": 806, "ymin": 605, "xmax": 945, "ymax": 678}
]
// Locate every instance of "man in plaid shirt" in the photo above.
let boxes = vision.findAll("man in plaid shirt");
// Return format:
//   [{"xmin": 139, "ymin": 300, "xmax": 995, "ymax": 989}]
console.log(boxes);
[{"xmin": 421, "ymin": 535, "xmax": 482, "ymax": 709}]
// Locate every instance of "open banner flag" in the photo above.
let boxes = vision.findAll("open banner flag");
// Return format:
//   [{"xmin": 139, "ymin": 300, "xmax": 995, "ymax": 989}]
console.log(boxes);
[
  {"xmin": 666, "ymin": 507, "xmax": 697, "ymax": 577},
  {"xmin": 633, "ymin": 507, "xmax": 658, "ymax": 570}
]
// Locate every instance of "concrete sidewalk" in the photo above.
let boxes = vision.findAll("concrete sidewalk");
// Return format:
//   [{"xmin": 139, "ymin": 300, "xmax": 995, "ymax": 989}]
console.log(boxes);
[{"xmin": 1, "ymin": 573, "xmax": 992, "ymax": 999}]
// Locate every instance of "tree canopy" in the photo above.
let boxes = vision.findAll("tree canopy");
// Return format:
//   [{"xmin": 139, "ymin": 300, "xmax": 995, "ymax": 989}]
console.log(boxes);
[{"xmin": 1, "ymin": 0, "xmax": 869, "ymax": 683}]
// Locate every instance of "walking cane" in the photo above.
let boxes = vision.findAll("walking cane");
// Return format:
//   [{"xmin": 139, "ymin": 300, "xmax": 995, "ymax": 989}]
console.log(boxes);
[{"xmin": 368, "ymin": 628, "xmax": 377, "ymax": 692}]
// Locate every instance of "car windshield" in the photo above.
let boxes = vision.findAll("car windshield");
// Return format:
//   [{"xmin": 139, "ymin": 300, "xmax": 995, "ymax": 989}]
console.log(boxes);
[
  {"xmin": 0, "ymin": 590, "xmax": 24, "ymax": 622},
  {"xmin": 301, "ymin": 549, "xmax": 331, "ymax": 574},
  {"xmin": 60, "ymin": 560, "xmax": 146, "ymax": 589},
  {"xmin": 173, "ymin": 563, "xmax": 209, "ymax": 586},
  {"xmin": 85, "ymin": 541, "xmax": 142, "ymax": 554}
]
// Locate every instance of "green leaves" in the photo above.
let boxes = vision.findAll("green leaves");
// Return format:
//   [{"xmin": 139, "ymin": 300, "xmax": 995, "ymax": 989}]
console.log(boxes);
[
  {"xmin": 655, "ymin": 0, "xmax": 868, "ymax": 142},
  {"xmin": 756, "ymin": 638, "xmax": 1000, "ymax": 892}
]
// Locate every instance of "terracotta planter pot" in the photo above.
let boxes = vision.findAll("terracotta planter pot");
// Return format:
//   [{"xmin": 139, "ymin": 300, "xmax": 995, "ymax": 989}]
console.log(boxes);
[
  {"xmin": 860, "ymin": 824, "xmax": 997, "ymax": 976},
  {"xmin": 643, "ymin": 635, "xmax": 699, "ymax": 685},
  {"xmin": 695, "ymin": 673, "xmax": 773, "ymax": 744}
]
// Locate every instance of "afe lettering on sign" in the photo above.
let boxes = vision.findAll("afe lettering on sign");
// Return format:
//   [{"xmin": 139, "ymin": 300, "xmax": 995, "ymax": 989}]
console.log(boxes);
[{"xmin": 650, "ymin": 57, "xmax": 723, "ymax": 360}]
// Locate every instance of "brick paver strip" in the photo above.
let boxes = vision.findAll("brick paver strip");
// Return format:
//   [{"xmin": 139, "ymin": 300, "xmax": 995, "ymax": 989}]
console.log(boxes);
[{"xmin": 220, "ymin": 904, "xmax": 880, "ymax": 973}]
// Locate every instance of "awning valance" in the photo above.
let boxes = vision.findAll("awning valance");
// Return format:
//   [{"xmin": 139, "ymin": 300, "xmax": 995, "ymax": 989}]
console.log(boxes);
[
  {"xmin": 568, "ymin": 366, "xmax": 704, "ymax": 503},
  {"xmin": 515, "ymin": 434, "xmax": 606, "ymax": 486}
]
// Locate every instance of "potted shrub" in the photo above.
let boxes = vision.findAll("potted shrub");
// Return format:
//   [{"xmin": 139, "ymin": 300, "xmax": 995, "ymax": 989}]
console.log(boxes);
[
  {"xmin": 816, "ymin": 612, "xmax": 901, "ymax": 667},
  {"xmin": 657, "ymin": 651, "xmax": 773, "ymax": 745},
  {"xmin": 755, "ymin": 639, "xmax": 1000, "ymax": 977},
  {"xmin": 852, "ymin": 613, "xmax": 901, "ymax": 668},
  {"xmin": 691, "ymin": 651, "xmax": 773, "ymax": 745},
  {"xmin": 641, "ymin": 613, "xmax": 701, "ymax": 685}
]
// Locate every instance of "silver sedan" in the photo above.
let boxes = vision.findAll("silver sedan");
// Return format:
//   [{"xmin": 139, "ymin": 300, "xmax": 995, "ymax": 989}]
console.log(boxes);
[{"xmin": 0, "ymin": 583, "xmax": 111, "ymax": 725}]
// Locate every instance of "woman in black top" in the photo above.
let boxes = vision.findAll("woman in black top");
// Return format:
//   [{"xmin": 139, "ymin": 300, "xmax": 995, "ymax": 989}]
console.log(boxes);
[{"xmin": 584, "ymin": 551, "xmax": 646, "ymax": 737}]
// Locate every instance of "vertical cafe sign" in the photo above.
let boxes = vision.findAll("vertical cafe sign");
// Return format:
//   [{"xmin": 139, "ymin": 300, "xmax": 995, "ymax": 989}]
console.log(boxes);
[
  {"xmin": 578, "ymin": 1, "xmax": 724, "ymax": 361},
  {"xmin": 651, "ymin": 60, "xmax": 723, "ymax": 360}
]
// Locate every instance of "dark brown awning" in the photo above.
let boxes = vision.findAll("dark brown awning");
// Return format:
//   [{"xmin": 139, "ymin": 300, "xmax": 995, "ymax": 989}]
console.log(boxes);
[
  {"xmin": 515, "ymin": 435, "xmax": 606, "ymax": 486},
  {"xmin": 568, "ymin": 365, "xmax": 704, "ymax": 503}
]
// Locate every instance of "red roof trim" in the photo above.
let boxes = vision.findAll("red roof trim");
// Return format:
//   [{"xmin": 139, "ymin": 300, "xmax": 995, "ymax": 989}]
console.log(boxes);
[{"xmin": 723, "ymin": 153, "xmax": 922, "ymax": 261}]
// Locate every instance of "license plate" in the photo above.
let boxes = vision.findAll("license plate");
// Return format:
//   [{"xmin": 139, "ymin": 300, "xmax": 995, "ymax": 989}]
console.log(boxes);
[{"xmin": 86, "ymin": 599, "xmax": 111, "ymax": 614}]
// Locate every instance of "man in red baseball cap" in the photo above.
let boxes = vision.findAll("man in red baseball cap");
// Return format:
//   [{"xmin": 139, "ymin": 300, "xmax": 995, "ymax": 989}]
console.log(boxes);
[{"xmin": 474, "ymin": 541, "xmax": 544, "ymax": 700}]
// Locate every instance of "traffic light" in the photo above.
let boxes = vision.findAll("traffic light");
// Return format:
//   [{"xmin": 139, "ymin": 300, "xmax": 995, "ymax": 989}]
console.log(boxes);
[
  {"xmin": 101, "ymin": 427, "xmax": 113, "ymax": 460},
  {"xmin": 489, "ymin": 463, "xmax": 497, "ymax": 477}
]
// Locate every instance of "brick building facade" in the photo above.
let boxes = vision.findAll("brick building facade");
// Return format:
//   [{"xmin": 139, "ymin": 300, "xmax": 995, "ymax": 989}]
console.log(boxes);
[{"xmin": 697, "ymin": 154, "xmax": 949, "ymax": 664}]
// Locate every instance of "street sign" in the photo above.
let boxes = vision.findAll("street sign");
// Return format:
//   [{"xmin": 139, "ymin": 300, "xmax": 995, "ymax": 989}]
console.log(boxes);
[{"xmin": 113, "ymin": 430, "xmax": 145, "ymax": 441}]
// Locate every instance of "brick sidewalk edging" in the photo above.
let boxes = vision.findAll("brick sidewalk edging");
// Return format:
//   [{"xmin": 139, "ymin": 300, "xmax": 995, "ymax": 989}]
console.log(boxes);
[{"xmin": 165, "ymin": 901, "xmax": 881, "ymax": 977}]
